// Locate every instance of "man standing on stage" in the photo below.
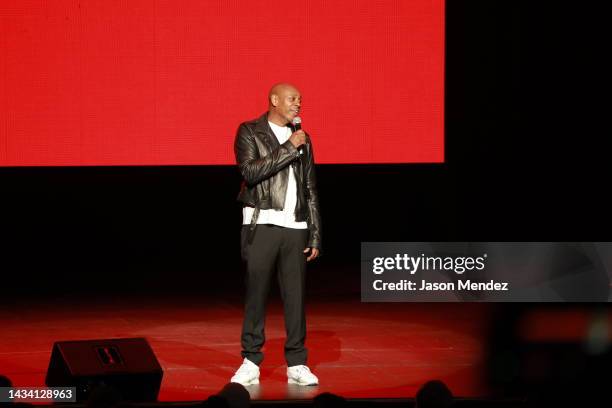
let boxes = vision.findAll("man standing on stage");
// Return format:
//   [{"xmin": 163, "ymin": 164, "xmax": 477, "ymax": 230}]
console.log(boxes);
[{"xmin": 231, "ymin": 83, "xmax": 322, "ymax": 386}]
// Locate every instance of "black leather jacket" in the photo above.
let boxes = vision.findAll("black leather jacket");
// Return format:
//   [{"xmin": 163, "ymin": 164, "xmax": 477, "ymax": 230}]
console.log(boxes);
[{"xmin": 234, "ymin": 112, "xmax": 322, "ymax": 250}]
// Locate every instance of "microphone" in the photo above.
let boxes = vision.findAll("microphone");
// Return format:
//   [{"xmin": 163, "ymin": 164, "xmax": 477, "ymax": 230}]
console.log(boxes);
[
  {"xmin": 292, "ymin": 116, "xmax": 304, "ymax": 155},
  {"xmin": 292, "ymin": 116, "xmax": 302, "ymax": 131}
]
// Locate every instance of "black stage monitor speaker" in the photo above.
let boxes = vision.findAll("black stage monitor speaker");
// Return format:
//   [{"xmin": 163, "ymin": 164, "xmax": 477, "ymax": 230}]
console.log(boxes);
[{"xmin": 45, "ymin": 337, "xmax": 163, "ymax": 402}]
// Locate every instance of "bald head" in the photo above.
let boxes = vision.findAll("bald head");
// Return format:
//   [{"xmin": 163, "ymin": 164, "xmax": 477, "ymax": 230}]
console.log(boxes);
[
  {"xmin": 267, "ymin": 83, "xmax": 302, "ymax": 126},
  {"xmin": 268, "ymin": 83, "xmax": 300, "ymax": 104}
]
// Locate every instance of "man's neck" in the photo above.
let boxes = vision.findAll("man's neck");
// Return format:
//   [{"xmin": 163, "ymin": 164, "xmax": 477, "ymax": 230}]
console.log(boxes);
[{"xmin": 267, "ymin": 111, "xmax": 288, "ymax": 127}]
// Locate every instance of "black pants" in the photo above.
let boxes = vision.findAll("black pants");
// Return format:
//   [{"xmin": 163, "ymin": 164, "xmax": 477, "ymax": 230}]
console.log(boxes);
[{"xmin": 240, "ymin": 224, "xmax": 309, "ymax": 367}]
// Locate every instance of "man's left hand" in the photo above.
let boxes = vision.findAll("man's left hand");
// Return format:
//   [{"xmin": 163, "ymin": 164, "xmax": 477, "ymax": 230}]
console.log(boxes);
[{"xmin": 304, "ymin": 247, "xmax": 319, "ymax": 262}]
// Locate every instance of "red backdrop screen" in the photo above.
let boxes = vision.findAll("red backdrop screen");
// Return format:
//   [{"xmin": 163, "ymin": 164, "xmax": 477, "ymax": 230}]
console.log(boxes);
[{"xmin": 0, "ymin": 0, "xmax": 444, "ymax": 166}]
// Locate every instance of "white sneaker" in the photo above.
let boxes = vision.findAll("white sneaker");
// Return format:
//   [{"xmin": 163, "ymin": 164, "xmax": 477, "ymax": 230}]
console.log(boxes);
[
  {"xmin": 287, "ymin": 365, "xmax": 319, "ymax": 386},
  {"xmin": 230, "ymin": 358, "xmax": 260, "ymax": 386}
]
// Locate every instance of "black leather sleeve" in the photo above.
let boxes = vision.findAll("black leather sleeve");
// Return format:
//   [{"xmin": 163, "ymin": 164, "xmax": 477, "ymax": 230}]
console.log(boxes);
[
  {"xmin": 234, "ymin": 123, "xmax": 300, "ymax": 186},
  {"xmin": 304, "ymin": 141, "xmax": 322, "ymax": 251}
]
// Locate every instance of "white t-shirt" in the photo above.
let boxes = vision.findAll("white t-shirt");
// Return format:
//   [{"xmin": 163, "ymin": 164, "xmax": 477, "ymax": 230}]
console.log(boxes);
[{"xmin": 242, "ymin": 121, "xmax": 308, "ymax": 229}]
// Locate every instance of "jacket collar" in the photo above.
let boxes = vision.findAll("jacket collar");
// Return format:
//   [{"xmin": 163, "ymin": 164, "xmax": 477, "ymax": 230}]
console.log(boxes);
[{"xmin": 254, "ymin": 112, "xmax": 279, "ymax": 148}]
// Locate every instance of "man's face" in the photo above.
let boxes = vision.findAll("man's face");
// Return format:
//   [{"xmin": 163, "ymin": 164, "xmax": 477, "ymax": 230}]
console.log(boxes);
[{"xmin": 274, "ymin": 87, "xmax": 301, "ymax": 123}]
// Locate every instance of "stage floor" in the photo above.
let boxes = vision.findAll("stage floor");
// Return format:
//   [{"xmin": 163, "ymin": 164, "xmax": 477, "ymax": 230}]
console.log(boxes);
[{"xmin": 0, "ymin": 295, "xmax": 491, "ymax": 401}]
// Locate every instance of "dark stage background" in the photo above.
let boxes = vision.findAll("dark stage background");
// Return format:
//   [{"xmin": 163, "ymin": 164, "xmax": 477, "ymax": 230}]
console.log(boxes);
[{"xmin": 1, "ymin": 2, "xmax": 608, "ymax": 299}]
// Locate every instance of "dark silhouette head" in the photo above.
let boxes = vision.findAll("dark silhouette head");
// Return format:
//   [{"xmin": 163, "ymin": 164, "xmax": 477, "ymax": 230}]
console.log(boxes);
[
  {"xmin": 313, "ymin": 392, "xmax": 347, "ymax": 408},
  {"xmin": 416, "ymin": 380, "xmax": 454, "ymax": 408},
  {"xmin": 0, "ymin": 375, "xmax": 12, "ymax": 387},
  {"xmin": 216, "ymin": 382, "xmax": 250, "ymax": 408}
]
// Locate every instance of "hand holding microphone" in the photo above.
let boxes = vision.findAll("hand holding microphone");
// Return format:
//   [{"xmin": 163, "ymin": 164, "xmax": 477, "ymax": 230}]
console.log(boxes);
[{"xmin": 288, "ymin": 116, "xmax": 306, "ymax": 154}]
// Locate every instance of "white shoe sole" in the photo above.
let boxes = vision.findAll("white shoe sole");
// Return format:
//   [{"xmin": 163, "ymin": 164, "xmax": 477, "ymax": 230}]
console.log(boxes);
[
  {"xmin": 287, "ymin": 378, "xmax": 318, "ymax": 386},
  {"xmin": 231, "ymin": 378, "xmax": 260, "ymax": 386}
]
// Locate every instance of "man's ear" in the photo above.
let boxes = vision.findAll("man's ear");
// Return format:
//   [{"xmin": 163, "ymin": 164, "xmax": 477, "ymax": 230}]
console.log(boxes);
[{"xmin": 270, "ymin": 94, "xmax": 278, "ymax": 107}]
